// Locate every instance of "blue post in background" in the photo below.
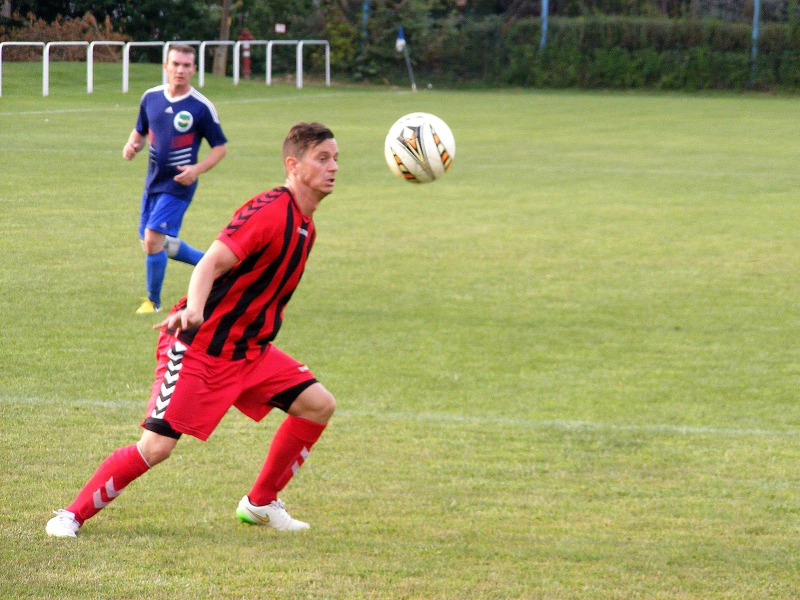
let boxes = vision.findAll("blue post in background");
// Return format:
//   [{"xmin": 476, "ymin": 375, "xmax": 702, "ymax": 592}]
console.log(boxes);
[
  {"xmin": 540, "ymin": 0, "xmax": 549, "ymax": 49},
  {"xmin": 396, "ymin": 26, "xmax": 417, "ymax": 92},
  {"xmin": 361, "ymin": 0, "xmax": 371, "ymax": 53},
  {"xmin": 750, "ymin": 0, "xmax": 761, "ymax": 86}
]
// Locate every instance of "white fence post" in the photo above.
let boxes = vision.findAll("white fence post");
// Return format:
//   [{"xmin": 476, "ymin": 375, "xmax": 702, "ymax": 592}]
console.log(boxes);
[
  {"xmin": 0, "ymin": 41, "xmax": 44, "ymax": 97},
  {"xmin": 296, "ymin": 41, "xmax": 303, "ymax": 89},
  {"xmin": 233, "ymin": 40, "xmax": 241, "ymax": 84}
]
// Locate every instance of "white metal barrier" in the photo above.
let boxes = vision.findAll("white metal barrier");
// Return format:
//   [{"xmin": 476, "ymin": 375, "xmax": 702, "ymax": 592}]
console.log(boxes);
[
  {"xmin": 87, "ymin": 41, "xmax": 125, "ymax": 94},
  {"xmin": 198, "ymin": 40, "xmax": 235, "ymax": 88},
  {"xmin": 296, "ymin": 40, "xmax": 330, "ymax": 89},
  {"xmin": 232, "ymin": 40, "xmax": 271, "ymax": 85},
  {"xmin": 44, "ymin": 41, "xmax": 89, "ymax": 96},
  {"xmin": 122, "ymin": 41, "xmax": 164, "ymax": 93},
  {"xmin": 0, "ymin": 41, "xmax": 44, "ymax": 97},
  {"xmin": 233, "ymin": 39, "xmax": 330, "ymax": 88},
  {"xmin": 265, "ymin": 40, "xmax": 298, "ymax": 85},
  {"xmin": 0, "ymin": 38, "xmax": 330, "ymax": 96}
]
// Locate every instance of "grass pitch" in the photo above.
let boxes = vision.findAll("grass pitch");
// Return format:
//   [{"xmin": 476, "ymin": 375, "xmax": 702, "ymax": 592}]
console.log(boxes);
[{"xmin": 2, "ymin": 63, "xmax": 800, "ymax": 598}]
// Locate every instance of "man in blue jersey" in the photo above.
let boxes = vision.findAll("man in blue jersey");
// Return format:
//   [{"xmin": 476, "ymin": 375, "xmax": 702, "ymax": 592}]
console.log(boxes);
[{"xmin": 123, "ymin": 44, "xmax": 228, "ymax": 314}]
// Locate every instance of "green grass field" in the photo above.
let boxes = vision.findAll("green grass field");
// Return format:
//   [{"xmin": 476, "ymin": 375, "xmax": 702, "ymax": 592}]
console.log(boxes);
[{"xmin": 2, "ymin": 62, "xmax": 800, "ymax": 598}]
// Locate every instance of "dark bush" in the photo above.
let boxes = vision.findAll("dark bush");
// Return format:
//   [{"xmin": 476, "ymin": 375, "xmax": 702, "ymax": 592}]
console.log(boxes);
[{"xmin": 352, "ymin": 14, "xmax": 800, "ymax": 90}]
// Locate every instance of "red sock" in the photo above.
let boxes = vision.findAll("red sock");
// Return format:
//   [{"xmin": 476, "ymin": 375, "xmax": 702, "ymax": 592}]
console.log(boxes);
[
  {"xmin": 66, "ymin": 444, "xmax": 150, "ymax": 524},
  {"xmin": 248, "ymin": 416, "xmax": 327, "ymax": 506}
]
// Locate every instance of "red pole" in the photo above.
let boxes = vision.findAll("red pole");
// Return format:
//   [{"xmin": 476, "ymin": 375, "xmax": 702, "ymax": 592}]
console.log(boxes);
[{"xmin": 239, "ymin": 27, "xmax": 253, "ymax": 80}]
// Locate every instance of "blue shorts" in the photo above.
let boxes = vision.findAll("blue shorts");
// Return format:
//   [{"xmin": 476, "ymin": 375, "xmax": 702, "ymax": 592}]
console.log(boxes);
[{"xmin": 139, "ymin": 192, "xmax": 192, "ymax": 238}]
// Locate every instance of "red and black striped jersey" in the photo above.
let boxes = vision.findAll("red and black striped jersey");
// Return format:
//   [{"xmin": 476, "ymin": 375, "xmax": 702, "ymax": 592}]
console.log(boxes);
[{"xmin": 170, "ymin": 187, "xmax": 316, "ymax": 360}]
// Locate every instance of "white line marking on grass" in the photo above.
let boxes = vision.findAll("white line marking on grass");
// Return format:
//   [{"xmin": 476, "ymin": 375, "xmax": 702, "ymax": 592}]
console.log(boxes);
[
  {"xmin": 0, "ymin": 108, "xmax": 120, "ymax": 117},
  {"xmin": 4, "ymin": 146, "xmax": 118, "ymax": 154},
  {"xmin": 5, "ymin": 395, "xmax": 798, "ymax": 438},
  {"xmin": 216, "ymin": 91, "xmax": 376, "ymax": 106},
  {"xmin": 459, "ymin": 162, "xmax": 800, "ymax": 181},
  {"xmin": 337, "ymin": 409, "xmax": 800, "ymax": 437},
  {"xmin": 0, "ymin": 90, "xmax": 388, "ymax": 117},
  {"xmin": 4, "ymin": 396, "xmax": 137, "ymax": 409}
]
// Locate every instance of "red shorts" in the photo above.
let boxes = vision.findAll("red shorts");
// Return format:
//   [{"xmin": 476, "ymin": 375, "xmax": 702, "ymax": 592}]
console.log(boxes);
[{"xmin": 142, "ymin": 333, "xmax": 317, "ymax": 441}]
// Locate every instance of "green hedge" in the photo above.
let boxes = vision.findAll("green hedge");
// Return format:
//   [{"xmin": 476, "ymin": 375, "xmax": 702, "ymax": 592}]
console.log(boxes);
[{"xmin": 351, "ymin": 15, "xmax": 800, "ymax": 90}]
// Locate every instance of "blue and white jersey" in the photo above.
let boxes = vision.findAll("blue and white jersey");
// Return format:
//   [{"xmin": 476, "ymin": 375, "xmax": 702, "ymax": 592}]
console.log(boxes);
[{"xmin": 135, "ymin": 85, "xmax": 227, "ymax": 200}]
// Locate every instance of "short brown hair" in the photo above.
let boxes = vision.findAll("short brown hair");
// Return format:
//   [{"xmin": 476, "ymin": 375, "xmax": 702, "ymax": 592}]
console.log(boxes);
[
  {"xmin": 283, "ymin": 122, "xmax": 335, "ymax": 161},
  {"xmin": 167, "ymin": 44, "xmax": 197, "ymax": 61}
]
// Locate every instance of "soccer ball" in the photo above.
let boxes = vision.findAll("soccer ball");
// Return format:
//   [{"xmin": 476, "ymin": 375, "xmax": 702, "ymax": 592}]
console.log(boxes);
[{"xmin": 384, "ymin": 112, "xmax": 455, "ymax": 184}]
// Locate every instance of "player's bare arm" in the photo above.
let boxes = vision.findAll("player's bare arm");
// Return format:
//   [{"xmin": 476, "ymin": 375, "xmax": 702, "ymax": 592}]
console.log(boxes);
[
  {"xmin": 154, "ymin": 239, "xmax": 238, "ymax": 332},
  {"xmin": 174, "ymin": 144, "xmax": 228, "ymax": 186},
  {"xmin": 123, "ymin": 129, "xmax": 146, "ymax": 160}
]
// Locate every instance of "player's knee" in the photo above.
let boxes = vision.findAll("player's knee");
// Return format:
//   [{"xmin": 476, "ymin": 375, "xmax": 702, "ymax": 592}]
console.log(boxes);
[
  {"xmin": 137, "ymin": 432, "xmax": 177, "ymax": 466},
  {"xmin": 141, "ymin": 238, "xmax": 162, "ymax": 255},
  {"xmin": 293, "ymin": 384, "xmax": 336, "ymax": 423},
  {"xmin": 142, "ymin": 443, "xmax": 173, "ymax": 466},
  {"xmin": 141, "ymin": 231, "xmax": 166, "ymax": 255},
  {"xmin": 317, "ymin": 388, "xmax": 336, "ymax": 420}
]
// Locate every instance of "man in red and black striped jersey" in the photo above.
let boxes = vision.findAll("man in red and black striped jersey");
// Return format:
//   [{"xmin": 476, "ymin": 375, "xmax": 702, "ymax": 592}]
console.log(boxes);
[{"xmin": 47, "ymin": 123, "xmax": 339, "ymax": 537}]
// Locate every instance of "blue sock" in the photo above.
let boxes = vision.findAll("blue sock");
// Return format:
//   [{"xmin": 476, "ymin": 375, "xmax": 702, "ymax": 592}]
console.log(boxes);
[
  {"xmin": 145, "ymin": 250, "xmax": 168, "ymax": 307},
  {"xmin": 173, "ymin": 240, "xmax": 204, "ymax": 266}
]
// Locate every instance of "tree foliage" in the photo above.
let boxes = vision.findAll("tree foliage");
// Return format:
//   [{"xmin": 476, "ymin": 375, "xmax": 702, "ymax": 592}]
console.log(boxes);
[
  {"xmin": 5, "ymin": 1, "xmax": 217, "ymax": 40},
  {"xmin": 4, "ymin": 0, "xmax": 800, "ymax": 90}
]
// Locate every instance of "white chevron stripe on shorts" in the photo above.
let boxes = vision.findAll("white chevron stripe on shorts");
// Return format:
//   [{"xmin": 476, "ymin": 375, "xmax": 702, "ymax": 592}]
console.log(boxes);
[{"xmin": 151, "ymin": 341, "xmax": 187, "ymax": 420}]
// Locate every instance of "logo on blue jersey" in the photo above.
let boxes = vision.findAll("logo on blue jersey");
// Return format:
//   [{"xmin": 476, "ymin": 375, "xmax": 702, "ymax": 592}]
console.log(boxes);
[{"xmin": 174, "ymin": 111, "xmax": 193, "ymax": 133}]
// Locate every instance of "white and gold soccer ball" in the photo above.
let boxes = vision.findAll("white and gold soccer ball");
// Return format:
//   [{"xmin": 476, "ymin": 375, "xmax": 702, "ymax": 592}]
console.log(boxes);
[{"xmin": 384, "ymin": 112, "xmax": 455, "ymax": 184}]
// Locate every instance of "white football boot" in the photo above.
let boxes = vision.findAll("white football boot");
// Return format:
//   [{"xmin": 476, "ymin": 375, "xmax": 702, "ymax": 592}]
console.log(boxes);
[
  {"xmin": 236, "ymin": 496, "xmax": 310, "ymax": 531},
  {"xmin": 46, "ymin": 509, "xmax": 81, "ymax": 538}
]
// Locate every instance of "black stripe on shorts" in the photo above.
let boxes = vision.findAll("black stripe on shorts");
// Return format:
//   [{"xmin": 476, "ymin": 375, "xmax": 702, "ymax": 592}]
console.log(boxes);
[
  {"xmin": 143, "ymin": 417, "xmax": 183, "ymax": 440},
  {"xmin": 269, "ymin": 379, "xmax": 318, "ymax": 412}
]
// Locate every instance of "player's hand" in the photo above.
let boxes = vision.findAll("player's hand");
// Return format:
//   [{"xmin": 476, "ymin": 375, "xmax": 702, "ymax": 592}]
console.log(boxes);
[
  {"xmin": 174, "ymin": 164, "xmax": 200, "ymax": 186},
  {"xmin": 122, "ymin": 142, "xmax": 140, "ymax": 160},
  {"xmin": 153, "ymin": 307, "xmax": 204, "ymax": 333}
]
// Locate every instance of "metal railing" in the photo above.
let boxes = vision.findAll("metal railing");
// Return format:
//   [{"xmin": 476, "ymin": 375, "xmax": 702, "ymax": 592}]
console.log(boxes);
[
  {"xmin": 122, "ymin": 41, "xmax": 164, "ymax": 93},
  {"xmin": 232, "ymin": 39, "xmax": 330, "ymax": 88},
  {"xmin": 0, "ymin": 41, "xmax": 44, "ymax": 97},
  {"xmin": 44, "ymin": 41, "xmax": 89, "ymax": 96},
  {"xmin": 198, "ymin": 40, "xmax": 236, "ymax": 88},
  {"xmin": 0, "ymin": 38, "xmax": 331, "ymax": 97},
  {"xmin": 87, "ymin": 41, "xmax": 125, "ymax": 93}
]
